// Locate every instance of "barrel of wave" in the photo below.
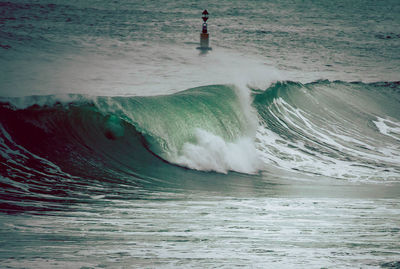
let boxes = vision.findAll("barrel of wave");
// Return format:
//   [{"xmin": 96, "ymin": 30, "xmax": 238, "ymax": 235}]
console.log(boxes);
[{"xmin": 93, "ymin": 85, "xmax": 262, "ymax": 175}]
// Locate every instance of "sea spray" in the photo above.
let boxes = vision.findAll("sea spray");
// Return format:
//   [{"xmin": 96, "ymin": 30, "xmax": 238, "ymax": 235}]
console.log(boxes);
[{"xmin": 176, "ymin": 128, "xmax": 262, "ymax": 174}]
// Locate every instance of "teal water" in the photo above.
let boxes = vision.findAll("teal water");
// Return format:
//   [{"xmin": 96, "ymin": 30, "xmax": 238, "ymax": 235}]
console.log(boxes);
[{"xmin": 1, "ymin": 0, "xmax": 400, "ymax": 268}]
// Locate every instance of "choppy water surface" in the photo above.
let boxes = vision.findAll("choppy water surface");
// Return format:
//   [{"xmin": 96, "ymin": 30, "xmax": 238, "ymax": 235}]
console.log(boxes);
[
  {"xmin": 1, "ymin": 0, "xmax": 400, "ymax": 267},
  {"xmin": 1, "ymin": 186, "xmax": 400, "ymax": 268}
]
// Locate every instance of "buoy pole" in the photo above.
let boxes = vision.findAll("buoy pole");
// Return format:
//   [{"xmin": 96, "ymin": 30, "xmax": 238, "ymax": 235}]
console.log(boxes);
[{"xmin": 200, "ymin": 23, "xmax": 209, "ymax": 48}]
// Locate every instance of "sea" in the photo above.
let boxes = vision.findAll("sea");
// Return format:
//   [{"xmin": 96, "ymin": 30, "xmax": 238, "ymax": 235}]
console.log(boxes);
[{"xmin": 1, "ymin": 0, "xmax": 400, "ymax": 268}]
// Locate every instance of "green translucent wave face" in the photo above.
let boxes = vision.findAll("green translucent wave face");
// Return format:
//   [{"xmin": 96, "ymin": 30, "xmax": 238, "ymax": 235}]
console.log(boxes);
[{"xmin": 94, "ymin": 85, "xmax": 251, "ymax": 160}]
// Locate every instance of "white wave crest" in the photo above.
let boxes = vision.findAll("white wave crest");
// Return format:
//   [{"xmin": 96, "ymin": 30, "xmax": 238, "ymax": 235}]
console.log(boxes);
[
  {"xmin": 374, "ymin": 117, "xmax": 400, "ymax": 141},
  {"xmin": 175, "ymin": 129, "xmax": 262, "ymax": 174}
]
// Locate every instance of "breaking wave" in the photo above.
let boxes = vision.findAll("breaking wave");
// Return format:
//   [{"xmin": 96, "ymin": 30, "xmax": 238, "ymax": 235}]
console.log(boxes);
[{"xmin": 1, "ymin": 80, "xmax": 400, "ymax": 197}]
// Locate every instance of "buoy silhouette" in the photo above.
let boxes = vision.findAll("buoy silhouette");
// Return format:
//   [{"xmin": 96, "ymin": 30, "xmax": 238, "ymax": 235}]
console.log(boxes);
[{"xmin": 197, "ymin": 10, "xmax": 212, "ymax": 51}]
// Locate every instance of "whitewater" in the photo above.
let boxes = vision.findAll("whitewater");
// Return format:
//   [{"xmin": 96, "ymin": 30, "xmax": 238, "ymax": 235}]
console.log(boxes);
[{"xmin": 1, "ymin": 0, "xmax": 400, "ymax": 268}]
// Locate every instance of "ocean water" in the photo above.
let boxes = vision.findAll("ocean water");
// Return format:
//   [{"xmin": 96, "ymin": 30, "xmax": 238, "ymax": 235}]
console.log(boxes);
[{"xmin": 1, "ymin": 0, "xmax": 400, "ymax": 268}]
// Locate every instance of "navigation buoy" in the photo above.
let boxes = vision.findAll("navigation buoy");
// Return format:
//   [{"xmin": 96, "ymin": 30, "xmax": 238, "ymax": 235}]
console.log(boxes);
[{"xmin": 197, "ymin": 10, "xmax": 212, "ymax": 51}]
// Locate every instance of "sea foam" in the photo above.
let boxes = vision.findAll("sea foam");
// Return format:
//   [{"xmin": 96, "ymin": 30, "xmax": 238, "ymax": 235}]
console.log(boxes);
[{"xmin": 176, "ymin": 129, "xmax": 262, "ymax": 174}]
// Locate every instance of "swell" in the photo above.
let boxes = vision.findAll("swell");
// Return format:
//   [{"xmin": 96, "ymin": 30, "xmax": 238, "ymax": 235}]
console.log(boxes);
[{"xmin": 253, "ymin": 80, "xmax": 400, "ymax": 181}]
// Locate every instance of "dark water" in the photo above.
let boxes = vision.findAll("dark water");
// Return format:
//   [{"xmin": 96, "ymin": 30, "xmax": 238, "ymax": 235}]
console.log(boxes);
[{"xmin": 1, "ymin": 0, "xmax": 400, "ymax": 268}]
